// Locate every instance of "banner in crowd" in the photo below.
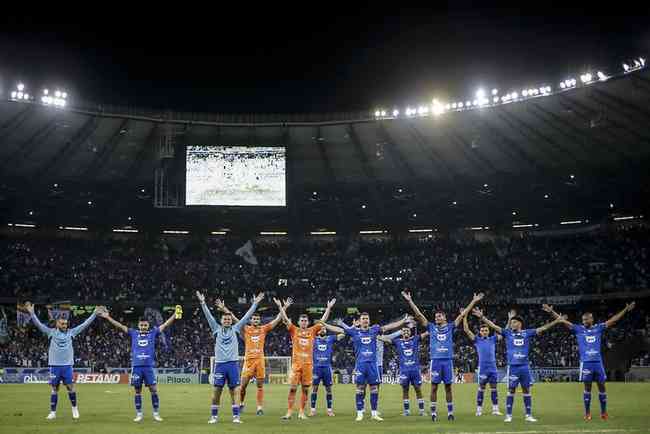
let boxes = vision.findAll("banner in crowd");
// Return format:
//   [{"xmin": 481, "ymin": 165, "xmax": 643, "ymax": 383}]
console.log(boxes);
[
  {"xmin": 515, "ymin": 295, "xmax": 583, "ymax": 305},
  {"xmin": 47, "ymin": 302, "xmax": 71, "ymax": 321},
  {"xmin": 16, "ymin": 303, "xmax": 31, "ymax": 327},
  {"xmin": 235, "ymin": 240, "xmax": 258, "ymax": 265}
]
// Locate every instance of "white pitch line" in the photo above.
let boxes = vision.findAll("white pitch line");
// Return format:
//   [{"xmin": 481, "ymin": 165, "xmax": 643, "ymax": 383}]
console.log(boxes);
[{"xmin": 451, "ymin": 430, "xmax": 638, "ymax": 434}]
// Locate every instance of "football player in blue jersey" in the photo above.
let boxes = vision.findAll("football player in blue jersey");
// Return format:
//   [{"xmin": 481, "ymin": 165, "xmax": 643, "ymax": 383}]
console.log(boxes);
[
  {"xmin": 542, "ymin": 301, "xmax": 635, "ymax": 421},
  {"xmin": 402, "ymin": 291, "xmax": 484, "ymax": 422},
  {"xmin": 474, "ymin": 307, "xmax": 564, "ymax": 423},
  {"xmin": 99, "ymin": 308, "xmax": 179, "ymax": 422},
  {"xmin": 378, "ymin": 324, "xmax": 428, "ymax": 416},
  {"xmin": 463, "ymin": 311, "xmax": 502, "ymax": 416},
  {"xmin": 319, "ymin": 313, "xmax": 410, "ymax": 422},
  {"xmin": 309, "ymin": 326, "xmax": 345, "ymax": 417},
  {"xmin": 25, "ymin": 302, "xmax": 106, "ymax": 421}
]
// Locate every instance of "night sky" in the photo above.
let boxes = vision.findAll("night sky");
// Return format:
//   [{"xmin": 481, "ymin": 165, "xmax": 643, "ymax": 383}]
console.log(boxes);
[{"xmin": 1, "ymin": 5, "xmax": 648, "ymax": 113}]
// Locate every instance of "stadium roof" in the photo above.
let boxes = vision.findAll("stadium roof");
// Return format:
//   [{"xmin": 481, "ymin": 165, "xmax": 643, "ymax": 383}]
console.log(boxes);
[{"xmin": 1, "ymin": 68, "xmax": 649, "ymax": 233}]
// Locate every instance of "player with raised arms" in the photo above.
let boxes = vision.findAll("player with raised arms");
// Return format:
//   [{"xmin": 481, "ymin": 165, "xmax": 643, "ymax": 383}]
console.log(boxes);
[
  {"xmin": 196, "ymin": 290, "xmax": 263, "ymax": 424},
  {"xmin": 401, "ymin": 290, "xmax": 484, "ymax": 422},
  {"xmin": 274, "ymin": 297, "xmax": 336, "ymax": 420},
  {"xmin": 236, "ymin": 298, "xmax": 286, "ymax": 415},
  {"xmin": 475, "ymin": 307, "xmax": 565, "ymax": 422},
  {"xmin": 378, "ymin": 323, "xmax": 428, "ymax": 417},
  {"xmin": 319, "ymin": 312, "xmax": 410, "ymax": 422},
  {"xmin": 25, "ymin": 302, "xmax": 106, "ymax": 421},
  {"xmin": 464, "ymin": 308, "xmax": 503, "ymax": 416},
  {"xmin": 309, "ymin": 324, "xmax": 345, "ymax": 416},
  {"xmin": 542, "ymin": 301, "xmax": 635, "ymax": 421},
  {"xmin": 98, "ymin": 307, "xmax": 180, "ymax": 422}
]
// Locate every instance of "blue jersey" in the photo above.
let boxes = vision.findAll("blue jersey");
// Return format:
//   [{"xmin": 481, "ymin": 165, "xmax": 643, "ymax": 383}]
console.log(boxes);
[
  {"xmin": 503, "ymin": 328, "xmax": 536, "ymax": 366},
  {"xmin": 428, "ymin": 322, "xmax": 455, "ymax": 360},
  {"xmin": 345, "ymin": 325, "xmax": 381, "ymax": 364},
  {"xmin": 313, "ymin": 335, "xmax": 336, "ymax": 367},
  {"xmin": 30, "ymin": 311, "xmax": 97, "ymax": 366},
  {"xmin": 474, "ymin": 335, "xmax": 498, "ymax": 368},
  {"xmin": 572, "ymin": 323, "xmax": 605, "ymax": 363},
  {"xmin": 128, "ymin": 327, "xmax": 160, "ymax": 367},
  {"xmin": 392, "ymin": 335, "xmax": 421, "ymax": 372}
]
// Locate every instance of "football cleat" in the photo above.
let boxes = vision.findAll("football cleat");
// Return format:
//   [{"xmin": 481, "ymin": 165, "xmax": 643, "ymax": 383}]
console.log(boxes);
[
  {"xmin": 46, "ymin": 412, "xmax": 57, "ymax": 420},
  {"xmin": 504, "ymin": 415, "xmax": 513, "ymax": 423},
  {"xmin": 152, "ymin": 413, "xmax": 163, "ymax": 422},
  {"xmin": 133, "ymin": 413, "xmax": 143, "ymax": 423},
  {"xmin": 525, "ymin": 415, "xmax": 538, "ymax": 422},
  {"xmin": 208, "ymin": 416, "xmax": 218, "ymax": 424},
  {"xmin": 72, "ymin": 407, "xmax": 79, "ymax": 420}
]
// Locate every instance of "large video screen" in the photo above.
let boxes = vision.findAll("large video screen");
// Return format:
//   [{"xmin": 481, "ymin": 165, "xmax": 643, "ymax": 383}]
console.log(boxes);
[{"xmin": 185, "ymin": 146, "xmax": 286, "ymax": 206}]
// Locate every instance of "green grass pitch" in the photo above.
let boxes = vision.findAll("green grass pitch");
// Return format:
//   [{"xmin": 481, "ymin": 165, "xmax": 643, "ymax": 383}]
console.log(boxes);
[{"xmin": 0, "ymin": 383, "xmax": 648, "ymax": 433}]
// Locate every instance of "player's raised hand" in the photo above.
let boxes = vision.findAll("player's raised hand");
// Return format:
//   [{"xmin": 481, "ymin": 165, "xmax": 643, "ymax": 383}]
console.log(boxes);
[
  {"xmin": 283, "ymin": 298, "xmax": 293, "ymax": 308},
  {"xmin": 253, "ymin": 292, "xmax": 265, "ymax": 304},
  {"xmin": 401, "ymin": 291, "xmax": 412, "ymax": 302},
  {"xmin": 273, "ymin": 297, "xmax": 283, "ymax": 307},
  {"xmin": 508, "ymin": 309, "xmax": 517, "ymax": 319},
  {"xmin": 560, "ymin": 314, "xmax": 569, "ymax": 321},
  {"xmin": 626, "ymin": 301, "xmax": 636, "ymax": 311},
  {"xmin": 24, "ymin": 302, "xmax": 34, "ymax": 314},
  {"xmin": 472, "ymin": 307, "xmax": 483, "ymax": 318},
  {"xmin": 215, "ymin": 299, "xmax": 227, "ymax": 312},
  {"xmin": 473, "ymin": 292, "xmax": 485, "ymax": 302},
  {"xmin": 326, "ymin": 298, "xmax": 337, "ymax": 309},
  {"xmin": 542, "ymin": 304, "xmax": 553, "ymax": 313},
  {"xmin": 196, "ymin": 291, "xmax": 205, "ymax": 303}
]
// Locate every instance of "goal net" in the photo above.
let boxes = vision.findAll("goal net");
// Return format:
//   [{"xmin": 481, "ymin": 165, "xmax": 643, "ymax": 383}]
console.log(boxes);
[{"xmin": 209, "ymin": 356, "xmax": 292, "ymax": 384}]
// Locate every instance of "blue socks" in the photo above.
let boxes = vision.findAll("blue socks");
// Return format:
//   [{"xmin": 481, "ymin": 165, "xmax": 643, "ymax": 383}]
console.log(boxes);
[
  {"xmin": 370, "ymin": 391, "xmax": 379, "ymax": 411},
  {"xmin": 211, "ymin": 405, "xmax": 218, "ymax": 417},
  {"xmin": 491, "ymin": 389, "xmax": 498, "ymax": 405},
  {"xmin": 417, "ymin": 399, "xmax": 425, "ymax": 413},
  {"xmin": 403, "ymin": 399, "xmax": 410, "ymax": 413},
  {"xmin": 355, "ymin": 391, "xmax": 364, "ymax": 412},
  {"xmin": 430, "ymin": 401, "xmax": 437, "ymax": 415},
  {"xmin": 151, "ymin": 393, "xmax": 159, "ymax": 412},
  {"xmin": 68, "ymin": 392, "xmax": 77, "ymax": 407},
  {"xmin": 326, "ymin": 393, "xmax": 333, "ymax": 410},
  {"xmin": 447, "ymin": 402, "xmax": 454, "ymax": 415},
  {"xmin": 232, "ymin": 405, "xmax": 240, "ymax": 417},
  {"xmin": 506, "ymin": 394, "xmax": 514, "ymax": 416},
  {"xmin": 583, "ymin": 392, "xmax": 591, "ymax": 414},
  {"xmin": 599, "ymin": 393, "xmax": 607, "ymax": 414},
  {"xmin": 310, "ymin": 392, "xmax": 317, "ymax": 409},
  {"xmin": 135, "ymin": 394, "xmax": 142, "ymax": 412},
  {"xmin": 477, "ymin": 389, "xmax": 485, "ymax": 407},
  {"xmin": 50, "ymin": 393, "xmax": 58, "ymax": 412},
  {"xmin": 523, "ymin": 394, "xmax": 532, "ymax": 416}
]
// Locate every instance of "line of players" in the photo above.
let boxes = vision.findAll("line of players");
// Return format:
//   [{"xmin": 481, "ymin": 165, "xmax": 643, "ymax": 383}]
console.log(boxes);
[{"xmin": 23, "ymin": 291, "xmax": 635, "ymax": 424}]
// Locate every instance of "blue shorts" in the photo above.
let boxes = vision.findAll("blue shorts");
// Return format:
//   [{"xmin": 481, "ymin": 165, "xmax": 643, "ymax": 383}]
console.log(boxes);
[
  {"xmin": 399, "ymin": 369, "xmax": 422, "ymax": 387},
  {"xmin": 131, "ymin": 366, "xmax": 157, "ymax": 387},
  {"xmin": 430, "ymin": 359, "xmax": 453, "ymax": 385},
  {"xmin": 213, "ymin": 361, "xmax": 240, "ymax": 388},
  {"xmin": 477, "ymin": 366, "xmax": 498, "ymax": 386},
  {"xmin": 507, "ymin": 365, "xmax": 532, "ymax": 389},
  {"xmin": 49, "ymin": 366, "xmax": 74, "ymax": 386},
  {"xmin": 312, "ymin": 366, "xmax": 334, "ymax": 386},
  {"xmin": 580, "ymin": 361, "xmax": 607, "ymax": 383},
  {"xmin": 354, "ymin": 362, "xmax": 381, "ymax": 386}
]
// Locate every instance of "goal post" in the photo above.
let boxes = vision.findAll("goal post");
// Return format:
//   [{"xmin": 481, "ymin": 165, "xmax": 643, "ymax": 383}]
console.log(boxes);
[{"xmin": 209, "ymin": 356, "xmax": 292, "ymax": 384}]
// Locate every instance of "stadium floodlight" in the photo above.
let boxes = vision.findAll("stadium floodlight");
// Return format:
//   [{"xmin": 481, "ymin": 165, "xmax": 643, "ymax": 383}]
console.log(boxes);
[
  {"xmin": 544, "ymin": 194, "xmax": 549, "ymax": 199},
  {"xmin": 560, "ymin": 82, "xmax": 566, "ymax": 89},
  {"xmin": 17, "ymin": 83, "xmax": 25, "ymax": 91},
  {"xmin": 512, "ymin": 211, "xmax": 517, "ymax": 216},
  {"xmin": 11, "ymin": 91, "xmax": 17, "ymax": 99},
  {"xmin": 610, "ymin": 203, "xmax": 614, "ymax": 209},
  {"xmin": 87, "ymin": 201, "xmax": 92, "ymax": 205},
  {"xmin": 451, "ymin": 103, "xmax": 457, "ymax": 109},
  {"xmin": 375, "ymin": 110, "xmax": 381, "ymax": 117},
  {"xmin": 546, "ymin": 86, "xmax": 552, "ymax": 93},
  {"xmin": 445, "ymin": 104, "xmax": 451, "ymax": 110},
  {"xmin": 17, "ymin": 92, "xmax": 24, "ymax": 99},
  {"xmin": 361, "ymin": 204, "xmax": 366, "ymax": 209},
  {"xmin": 24, "ymin": 94, "xmax": 29, "ymax": 100},
  {"xmin": 393, "ymin": 109, "xmax": 399, "ymax": 116},
  {"xmin": 511, "ymin": 92, "xmax": 518, "ymax": 99},
  {"xmin": 408, "ymin": 228, "xmax": 432, "ymax": 233},
  {"xmin": 483, "ymin": 183, "xmax": 488, "ymax": 188},
  {"xmin": 465, "ymin": 101, "xmax": 471, "ymax": 107},
  {"xmin": 476, "ymin": 88, "xmax": 486, "ymax": 98},
  {"xmin": 623, "ymin": 63, "xmax": 630, "ymax": 72},
  {"xmin": 640, "ymin": 57, "xmax": 646, "ymax": 66},
  {"xmin": 418, "ymin": 106, "xmax": 428, "ymax": 115},
  {"xmin": 43, "ymin": 89, "xmax": 49, "ymax": 95},
  {"xmin": 634, "ymin": 60, "xmax": 640, "ymax": 67},
  {"xmin": 55, "ymin": 90, "xmax": 61, "ymax": 98},
  {"xmin": 113, "ymin": 228, "xmax": 139, "ymax": 233},
  {"xmin": 560, "ymin": 220, "xmax": 582, "ymax": 225},
  {"xmin": 570, "ymin": 174, "xmax": 575, "ymax": 179},
  {"xmin": 580, "ymin": 73, "xmax": 593, "ymax": 83},
  {"xmin": 458, "ymin": 102, "xmax": 464, "ymax": 108},
  {"xmin": 492, "ymin": 88, "xmax": 498, "ymax": 95},
  {"xmin": 452, "ymin": 201, "xmax": 457, "ymax": 205},
  {"xmin": 522, "ymin": 90, "xmax": 529, "ymax": 97},
  {"xmin": 412, "ymin": 213, "xmax": 417, "ymax": 218},
  {"xmin": 62, "ymin": 92, "xmax": 67, "ymax": 99},
  {"xmin": 597, "ymin": 71, "xmax": 607, "ymax": 81},
  {"xmin": 380, "ymin": 110, "xmax": 386, "ymax": 117},
  {"xmin": 310, "ymin": 231, "xmax": 336, "ymax": 235},
  {"xmin": 493, "ymin": 96, "xmax": 499, "ymax": 103}
]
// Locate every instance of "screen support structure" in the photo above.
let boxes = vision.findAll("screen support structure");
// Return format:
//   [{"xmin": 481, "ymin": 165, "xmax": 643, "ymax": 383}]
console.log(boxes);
[{"xmin": 153, "ymin": 124, "xmax": 183, "ymax": 208}]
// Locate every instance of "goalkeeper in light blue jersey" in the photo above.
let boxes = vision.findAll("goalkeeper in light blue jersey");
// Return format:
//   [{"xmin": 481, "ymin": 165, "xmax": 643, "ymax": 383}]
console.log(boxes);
[
  {"xmin": 25, "ymin": 302, "xmax": 106, "ymax": 421},
  {"xmin": 196, "ymin": 290, "xmax": 263, "ymax": 424}
]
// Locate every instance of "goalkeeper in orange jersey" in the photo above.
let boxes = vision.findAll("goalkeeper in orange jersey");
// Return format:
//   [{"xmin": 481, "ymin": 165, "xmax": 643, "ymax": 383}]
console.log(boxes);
[
  {"xmin": 274, "ymin": 297, "xmax": 336, "ymax": 420},
  {"xmin": 229, "ymin": 297, "xmax": 288, "ymax": 416}
]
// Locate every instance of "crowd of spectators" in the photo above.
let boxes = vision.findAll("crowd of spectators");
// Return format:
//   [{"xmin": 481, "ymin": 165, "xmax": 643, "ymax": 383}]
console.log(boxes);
[{"xmin": 1, "ymin": 224, "xmax": 648, "ymax": 373}]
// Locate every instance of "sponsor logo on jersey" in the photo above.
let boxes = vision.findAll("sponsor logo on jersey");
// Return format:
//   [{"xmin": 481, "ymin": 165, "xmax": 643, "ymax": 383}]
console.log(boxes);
[
  {"xmin": 513, "ymin": 338, "xmax": 525, "ymax": 346},
  {"xmin": 361, "ymin": 336, "xmax": 372, "ymax": 345},
  {"xmin": 318, "ymin": 344, "xmax": 328, "ymax": 351},
  {"xmin": 585, "ymin": 335, "xmax": 596, "ymax": 344},
  {"xmin": 586, "ymin": 349, "xmax": 599, "ymax": 356},
  {"xmin": 138, "ymin": 339, "xmax": 149, "ymax": 347},
  {"xmin": 250, "ymin": 335, "xmax": 260, "ymax": 343},
  {"xmin": 299, "ymin": 338, "xmax": 309, "ymax": 346},
  {"xmin": 437, "ymin": 334, "xmax": 447, "ymax": 341},
  {"xmin": 403, "ymin": 349, "xmax": 413, "ymax": 357},
  {"xmin": 513, "ymin": 351, "xmax": 526, "ymax": 359}
]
